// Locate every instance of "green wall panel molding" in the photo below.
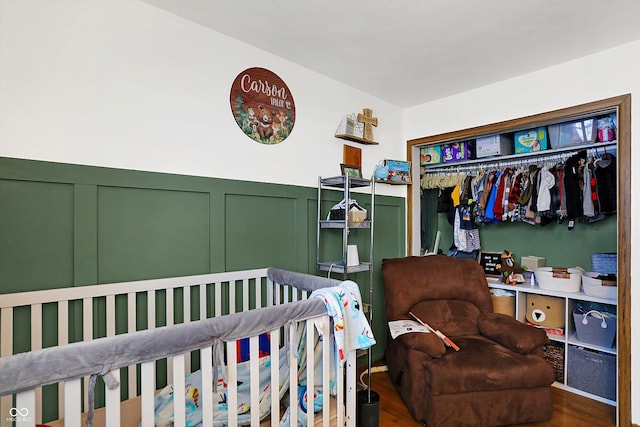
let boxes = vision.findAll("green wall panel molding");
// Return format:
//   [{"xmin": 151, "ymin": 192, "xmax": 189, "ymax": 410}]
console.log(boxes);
[
  {"xmin": 0, "ymin": 179, "xmax": 74, "ymax": 293},
  {"xmin": 0, "ymin": 157, "xmax": 406, "ymax": 365},
  {"xmin": 74, "ymin": 184, "xmax": 98, "ymax": 286},
  {"xmin": 97, "ymin": 186, "xmax": 211, "ymax": 283},
  {"xmin": 224, "ymin": 194, "xmax": 299, "ymax": 272}
]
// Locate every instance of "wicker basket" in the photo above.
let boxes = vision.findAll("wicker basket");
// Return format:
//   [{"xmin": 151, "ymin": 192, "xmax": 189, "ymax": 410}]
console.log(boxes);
[{"xmin": 543, "ymin": 342, "xmax": 565, "ymax": 383}]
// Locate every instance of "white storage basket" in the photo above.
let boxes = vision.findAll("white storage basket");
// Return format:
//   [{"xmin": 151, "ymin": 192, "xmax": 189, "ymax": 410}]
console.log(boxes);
[
  {"xmin": 582, "ymin": 272, "xmax": 617, "ymax": 300},
  {"xmin": 534, "ymin": 267, "xmax": 582, "ymax": 292}
]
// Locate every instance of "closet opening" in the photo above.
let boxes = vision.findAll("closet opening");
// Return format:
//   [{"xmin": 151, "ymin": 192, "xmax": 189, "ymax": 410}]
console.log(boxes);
[{"xmin": 406, "ymin": 94, "xmax": 631, "ymax": 427}]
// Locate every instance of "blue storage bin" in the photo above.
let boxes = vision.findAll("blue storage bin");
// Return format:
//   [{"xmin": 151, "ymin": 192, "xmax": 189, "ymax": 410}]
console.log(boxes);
[
  {"xmin": 573, "ymin": 308, "xmax": 616, "ymax": 348},
  {"xmin": 567, "ymin": 345, "xmax": 616, "ymax": 401},
  {"xmin": 591, "ymin": 253, "xmax": 617, "ymax": 275}
]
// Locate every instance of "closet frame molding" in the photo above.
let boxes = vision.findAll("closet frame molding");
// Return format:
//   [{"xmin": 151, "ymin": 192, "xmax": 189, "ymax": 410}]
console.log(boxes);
[{"xmin": 406, "ymin": 94, "xmax": 631, "ymax": 427}]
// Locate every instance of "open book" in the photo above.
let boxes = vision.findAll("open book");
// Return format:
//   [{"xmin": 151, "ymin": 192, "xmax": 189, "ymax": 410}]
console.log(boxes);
[{"xmin": 388, "ymin": 319, "xmax": 430, "ymax": 339}]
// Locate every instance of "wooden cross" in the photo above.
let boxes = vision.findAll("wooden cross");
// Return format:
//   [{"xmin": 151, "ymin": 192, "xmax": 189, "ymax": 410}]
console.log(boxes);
[{"xmin": 357, "ymin": 108, "xmax": 378, "ymax": 142}]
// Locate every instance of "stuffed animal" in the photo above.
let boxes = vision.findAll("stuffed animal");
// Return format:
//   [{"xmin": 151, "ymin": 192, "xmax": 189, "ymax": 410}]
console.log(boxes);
[
  {"xmin": 526, "ymin": 294, "xmax": 565, "ymax": 328},
  {"xmin": 495, "ymin": 250, "xmax": 524, "ymax": 284}
]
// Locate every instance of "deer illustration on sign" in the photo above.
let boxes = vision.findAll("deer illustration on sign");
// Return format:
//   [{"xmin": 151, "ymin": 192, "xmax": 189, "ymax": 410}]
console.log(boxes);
[{"xmin": 357, "ymin": 108, "xmax": 378, "ymax": 142}]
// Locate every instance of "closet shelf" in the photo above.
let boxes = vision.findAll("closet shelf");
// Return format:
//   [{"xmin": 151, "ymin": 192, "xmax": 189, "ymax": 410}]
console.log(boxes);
[
  {"xmin": 320, "ymin": 175, "xmax": 372, "ymax": 188},
  {"xmin": 320, "ymin": 220, "xmax": 372, "ymax": 229},
  {"xmin": 422, "ymin": 141, "xmax": 617, "ymax": 173}
]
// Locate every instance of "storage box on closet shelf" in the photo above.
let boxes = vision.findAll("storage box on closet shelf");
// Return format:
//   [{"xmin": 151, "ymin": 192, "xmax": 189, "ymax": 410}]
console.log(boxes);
[
  {"xmin": 514, "ymin": 127, "xmax": 549, "ymax": 154},
  {"xmin": 442, "ymin": 140, "xmax": 475, "ymax": 163},
  {"xmin": 590, "ymin": 252, "xmax": 617, "ymax": 275},
  {"xmin": 534, "ymin": 267, "xmax": 582, "ymax": 292},
  {"xmin": 548, "ymin": 118, "xmax": 597, "ymax": 148},
  {"xmin": 476, "ymin": 135, "xmax": 513, "ymax": 158}
]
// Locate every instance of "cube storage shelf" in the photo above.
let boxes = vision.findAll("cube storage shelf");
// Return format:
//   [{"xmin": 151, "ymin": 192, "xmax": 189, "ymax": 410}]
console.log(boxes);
[{"xmin": 488, "ymin": 279, "xmax": 617, "ymax": 406}]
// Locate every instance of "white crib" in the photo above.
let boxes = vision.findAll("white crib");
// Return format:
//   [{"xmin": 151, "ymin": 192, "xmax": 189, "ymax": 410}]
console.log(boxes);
[{"xmin": 0, "ymin": 268, "xmax": 359, "ymax": 427}]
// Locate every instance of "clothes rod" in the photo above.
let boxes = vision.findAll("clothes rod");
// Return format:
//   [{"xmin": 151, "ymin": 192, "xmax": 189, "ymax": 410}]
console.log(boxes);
[{"xmin": 421, "ymin": 142, "xmax": 616, "ymax": 175}]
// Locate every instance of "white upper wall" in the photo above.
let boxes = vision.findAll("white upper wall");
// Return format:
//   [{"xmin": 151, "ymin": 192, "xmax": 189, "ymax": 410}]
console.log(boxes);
[
  {"xmin": 404, "ymin": 39, "xmax": 640, "ymax": 422},
  {"xmin": 0, "ymin": 0, "xmax": 405, "ymax": 197}
]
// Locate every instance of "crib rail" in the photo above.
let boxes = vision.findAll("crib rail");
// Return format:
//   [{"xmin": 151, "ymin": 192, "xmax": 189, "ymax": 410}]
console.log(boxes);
[
  {"xmin": 0, "ymin": 268, "xmax": 352, "ymax": 427},
  {"xmin": 1, "ymin": 299, "xmax": 356, "ymax": 426}
]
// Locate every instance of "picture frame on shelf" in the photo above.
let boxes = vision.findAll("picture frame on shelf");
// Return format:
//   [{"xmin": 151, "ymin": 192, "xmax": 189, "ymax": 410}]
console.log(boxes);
[
  {"xmin": 340, "ymin": 163, "xmax": 362, "ymax": 178},
  {"xmin": 377, "ymin": 159, "xmax": 411, "ymax": 184}
]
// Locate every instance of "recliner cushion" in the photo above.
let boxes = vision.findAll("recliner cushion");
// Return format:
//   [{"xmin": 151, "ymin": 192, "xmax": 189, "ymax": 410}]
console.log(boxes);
[
  {"xmin": 409, "ymin": 300, "xmax": 481, "ymax": 337},
  {"xmin": 382, "ymin": 256, "xmax": 493, "ymax": 322},
  {"xmin": 424, "ymin": 336, "xmax": 555, "ymax": 395},
  {"xmin": 478, "ymin": 312, "xmax": 549, "ymax": 354},
  {"xmin": 396, "ymin": 330, "xmax": 447, "ymax": 358}
]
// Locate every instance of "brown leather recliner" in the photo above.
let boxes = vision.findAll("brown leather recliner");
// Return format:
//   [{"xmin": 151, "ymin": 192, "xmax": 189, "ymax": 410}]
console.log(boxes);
[{"xmin": 382, "ymin": 255, "xmax": 554, "ymax": 427}]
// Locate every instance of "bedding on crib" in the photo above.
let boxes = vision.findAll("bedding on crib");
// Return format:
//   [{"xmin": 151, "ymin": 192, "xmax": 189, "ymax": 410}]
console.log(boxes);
[
  {"xmin": 151, "ymin": 346, "xmax": 289, "ymax": 427},
  {"xmin": 147, "ymin": 280, "xmax": 375, "ymax": 427}
]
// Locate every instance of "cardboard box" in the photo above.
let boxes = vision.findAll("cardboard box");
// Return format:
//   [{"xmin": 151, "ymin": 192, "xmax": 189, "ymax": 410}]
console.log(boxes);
[
  {"xmin": 521, "ymin": 255, "xmax": 546, "ymax": 271},
  {"xmin": 476, "ymin": 135, "xmax": 513, "ymax": 158},
  {"xmin": 442, "ymin": 140, "xmax": 475, "ymax": 163},
  {"xmin": 419, "ymin": 145, "xmax": 442, "ymax": 165},
  {"xmin": 514, "ymin": 127, "xmax": 548, "ymax": 154},
  {"xmin": 348, "ymin": 207, "xmax": 367, "ymax": 226}
]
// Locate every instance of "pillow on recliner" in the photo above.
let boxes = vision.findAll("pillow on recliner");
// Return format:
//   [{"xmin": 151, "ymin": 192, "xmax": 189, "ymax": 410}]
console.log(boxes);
[{"xmin": 395, "ymin": 329, "xmax": 446, "ymax": 358}]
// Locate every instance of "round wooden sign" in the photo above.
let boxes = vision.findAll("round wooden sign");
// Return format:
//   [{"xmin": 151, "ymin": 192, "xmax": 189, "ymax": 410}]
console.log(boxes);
[{"xmin": 230, "ymin": 67, "xmax": 296, "ymax": 144}]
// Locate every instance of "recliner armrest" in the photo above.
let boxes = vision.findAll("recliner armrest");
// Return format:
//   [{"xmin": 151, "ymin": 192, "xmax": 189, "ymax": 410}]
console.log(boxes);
[
  {"xmin": 478, "ymin": 312, "xmax": 548, "ymax": 354},
  {"xmin": 395, "ymin": 331, "xmax": 446, "ymax": 358}
]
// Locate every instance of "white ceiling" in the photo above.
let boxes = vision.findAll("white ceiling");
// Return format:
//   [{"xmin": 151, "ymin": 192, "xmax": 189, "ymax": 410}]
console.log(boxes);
[{"xmin": 142, "ymin": 0, "xmax": 640, "ymax": 108}]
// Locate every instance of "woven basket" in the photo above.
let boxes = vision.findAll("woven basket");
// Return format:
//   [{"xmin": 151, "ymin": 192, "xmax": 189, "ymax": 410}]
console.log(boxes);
[
  {"xmin": 591, "ymin": 253, "xmax": 617, "ymax": 275},
  {"xmin": 543, "ymin": 342, "xmax": 565, "ymax": 383}
]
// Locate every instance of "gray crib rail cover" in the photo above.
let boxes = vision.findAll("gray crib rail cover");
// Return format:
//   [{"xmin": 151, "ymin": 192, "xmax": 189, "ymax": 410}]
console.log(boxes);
[
  {"xmin": 267, "ymin": 267, "xmax": 342, "ymax": 291},
  {"xmin": 0, "ymin": 268, "xmax": 341, "ymax": 397}
]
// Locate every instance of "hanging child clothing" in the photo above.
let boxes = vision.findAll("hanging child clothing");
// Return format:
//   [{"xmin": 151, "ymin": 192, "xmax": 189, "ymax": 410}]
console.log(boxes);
[
  {"xmin": 451, "ymin": 204, "xmax": 481, "ymax": 256},
  {"xmin": 594, "ymin": 153, "xmax": 617, "ymax": 216},
  {"xmin": 563, "ymin": 150, "xmax": 588, "ymax": 230},
  {"xmin": 421, "ymin": 145, "xmax": 615, "ymax": 236}
]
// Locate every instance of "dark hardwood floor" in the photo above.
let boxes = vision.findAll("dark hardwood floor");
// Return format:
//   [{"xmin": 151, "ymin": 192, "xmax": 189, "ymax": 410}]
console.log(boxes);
[{"xmin": 360, "ymin": 362, "xmax": 616, "ymax": 427}]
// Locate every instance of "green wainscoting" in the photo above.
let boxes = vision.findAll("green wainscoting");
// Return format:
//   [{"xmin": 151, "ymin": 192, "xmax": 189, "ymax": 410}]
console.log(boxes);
[
  {"xmin": 97, "ymin": 186, "xmax": 212, "ymax": 283},
  {"xmin": 0, "ymin": 179, "xmax": 74, "ymax": 293},
  {"xmin": 0, "ymin": 156, "xmax": 405, "ymax": 361}
]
